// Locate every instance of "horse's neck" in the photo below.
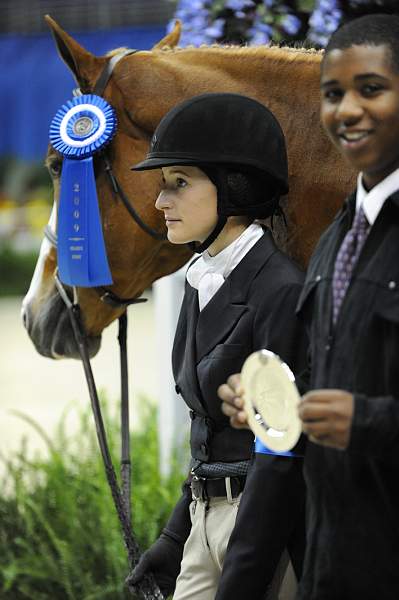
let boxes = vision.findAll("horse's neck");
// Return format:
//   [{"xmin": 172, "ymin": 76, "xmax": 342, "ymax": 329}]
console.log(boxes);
[
  {"xmin": 135, "ymin": 46, "xmax": 323, "ymax": 130},
  {"xmin": 174, "ymin": 46, "xmax": 321, "ymax": 91}
]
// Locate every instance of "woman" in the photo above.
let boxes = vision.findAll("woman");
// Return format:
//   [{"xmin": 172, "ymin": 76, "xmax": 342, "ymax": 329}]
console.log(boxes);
[{"xmin": 128, "ymin": 92, "xmax": 307, "ymax": 600}]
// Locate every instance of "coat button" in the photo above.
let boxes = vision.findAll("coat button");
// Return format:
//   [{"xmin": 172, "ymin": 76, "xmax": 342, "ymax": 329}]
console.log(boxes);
[
  {"xmin": 316, "ymin": 275, "xmax": 321, "ymax": 282},
  {"xmin": 175, "ymin": 384, "xmax": 181, "ymax": 394},
  {"xmin": 200, "ymin": 443, "xmax": 208, "ymax": 455},
  {"xmin": 388, "ymin": 280, "xmax": 396, "ymax": 290},
  {"xmin": 325, "ymin": 344, "xmax": 330, "ymax": 352}
]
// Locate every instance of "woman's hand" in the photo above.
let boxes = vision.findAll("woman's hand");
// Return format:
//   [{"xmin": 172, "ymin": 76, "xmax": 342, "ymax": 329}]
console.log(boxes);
[
  {"xmin": 299, "ymin": 389, "xmax": 354, "ymax": 450},
  {"xmin": 218, "ymin": 374, "xmax": 250, "ymax": 429}
]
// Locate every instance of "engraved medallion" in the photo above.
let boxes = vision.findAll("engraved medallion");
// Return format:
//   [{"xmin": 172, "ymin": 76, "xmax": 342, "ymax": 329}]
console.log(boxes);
[{"xmin": 241, "ymin": 350, "xmax": 302, "ymax": 452}]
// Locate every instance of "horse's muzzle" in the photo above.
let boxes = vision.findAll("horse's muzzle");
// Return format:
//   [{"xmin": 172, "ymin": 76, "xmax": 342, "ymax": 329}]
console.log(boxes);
[{"xmin": 22, "ymin": 292, "xmax": 101, "ymax": 359}]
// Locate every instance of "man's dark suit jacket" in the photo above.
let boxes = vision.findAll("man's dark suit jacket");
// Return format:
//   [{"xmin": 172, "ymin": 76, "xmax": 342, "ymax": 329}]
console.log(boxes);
[{"xmin": 296, "ymin": 192, "xmax": 399, "ymax": 600}]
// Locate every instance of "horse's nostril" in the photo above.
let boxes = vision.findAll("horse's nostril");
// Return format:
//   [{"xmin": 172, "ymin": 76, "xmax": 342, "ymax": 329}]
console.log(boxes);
[{"xmin": 22, "ymin": 307, "xmax": 29, "ymax": 330}]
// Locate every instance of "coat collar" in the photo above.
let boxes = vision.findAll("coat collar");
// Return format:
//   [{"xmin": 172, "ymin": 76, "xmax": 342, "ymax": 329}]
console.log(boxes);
[
  {"xmin": 303, "ymin": 188, "xmax": 399, "ymax": 322},
  {"xmin": 195, "ymin": 229, "xmax": 278, "ymax": 363},
  {"xmin": 341, "ymin": 188, "xmax": 399, "ymax": 218}
]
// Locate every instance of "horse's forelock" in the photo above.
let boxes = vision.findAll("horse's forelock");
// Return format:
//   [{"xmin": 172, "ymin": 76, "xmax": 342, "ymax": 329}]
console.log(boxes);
[{"xmin": 106, "ymin": 46, "xmax": 130, "ymax": 58}]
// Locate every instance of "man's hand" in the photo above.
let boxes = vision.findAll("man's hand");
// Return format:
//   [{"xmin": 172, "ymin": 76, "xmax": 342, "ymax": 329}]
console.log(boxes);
[
  {"xmin": 298, "ymin": 389, "xmax": 354, "ymax": 450},
  {"xmin": 218, "ymin": 374, "xmax": 250, "ymax": 430}
]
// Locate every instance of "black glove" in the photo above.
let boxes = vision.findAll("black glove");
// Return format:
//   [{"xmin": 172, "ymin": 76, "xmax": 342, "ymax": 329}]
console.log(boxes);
[{"xmin": 126, "ymin": 532, "xmax": 184, "ymax": 598}]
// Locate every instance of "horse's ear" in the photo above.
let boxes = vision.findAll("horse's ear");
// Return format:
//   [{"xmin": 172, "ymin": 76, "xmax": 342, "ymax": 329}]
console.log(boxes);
[
  {"xmin": 45, "ymin": 15, "xmax": 106, "ymax": 91},
  {"xmin": 152, "ymin": 20, "xmax": 181, "ymax": 50}
]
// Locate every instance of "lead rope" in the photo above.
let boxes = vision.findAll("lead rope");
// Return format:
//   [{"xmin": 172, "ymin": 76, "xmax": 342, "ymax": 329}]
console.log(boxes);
[
  {"xmin": 118, "ymin": 312, "xmax": 131, "ymax": 521},
  {"xmin": 53, "ymin": 274, "xmax": 164, "ymax": 600}
]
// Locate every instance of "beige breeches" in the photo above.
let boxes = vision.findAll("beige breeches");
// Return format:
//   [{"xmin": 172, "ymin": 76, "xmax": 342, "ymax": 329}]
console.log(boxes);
[{"xmin": 173, "ymin": 496, "xmax": 296, "ymax": 600}]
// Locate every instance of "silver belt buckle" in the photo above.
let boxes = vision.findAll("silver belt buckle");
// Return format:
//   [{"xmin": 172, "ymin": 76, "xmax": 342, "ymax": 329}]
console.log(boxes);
[{"xmin": 191, "ymin": 474, "xmax": 206, "ymax": 501}]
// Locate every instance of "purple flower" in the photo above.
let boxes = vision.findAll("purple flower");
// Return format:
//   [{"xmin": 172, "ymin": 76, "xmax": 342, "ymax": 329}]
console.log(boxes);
[
  {"xmin": 308, "ymin": 0, "xmax": 342, "ymax": 46},
  {"xmin": 178, "ymin": 0, "xmax": 207, "ymax": 9},
  {"xmin": 169, "ymin": 0, "xmax": 212, "ymax": 46},
  {"xmin": 204, "ymin": 18, "xmax": 225, "ymax": 39},
  {"xmin": 171, "ymin": 0, "xmax": 324, "ymax": 49},
  {"xmin": 248, "ymin": 18, "xmax": 272, "ymax": 45},
  {"xmin": 250, "ymin": 30, "xmax": 270, "ymax": 44},
  {"xmin": 281, "ymin": 14, "xmax": 301, "ymax": 36},
  {"xmin": 184, "ymin": 33, "xmax": 204, "ymax": 46},
  {"xmin": 253, "ymin": 21, "xmax": 273, "ymax": 34},
  {"xmin": 225, "ymin": 0, "xmax": 255, "ymax": 9}
]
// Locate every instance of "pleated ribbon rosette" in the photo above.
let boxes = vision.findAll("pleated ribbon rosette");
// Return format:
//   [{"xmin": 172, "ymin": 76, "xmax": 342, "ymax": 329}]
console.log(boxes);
[{"xmin": 49, "ymin": 94, "xmax": 117, "ymax": 287}]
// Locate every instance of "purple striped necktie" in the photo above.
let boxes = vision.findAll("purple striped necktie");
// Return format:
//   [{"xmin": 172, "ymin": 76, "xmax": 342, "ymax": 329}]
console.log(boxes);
[{"xmin": 332, "ymin": 206, "xmax": 369, "ymax": 325}]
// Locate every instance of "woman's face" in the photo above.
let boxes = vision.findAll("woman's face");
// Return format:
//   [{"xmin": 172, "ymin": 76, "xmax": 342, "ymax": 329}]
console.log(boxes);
[
  {"xmin": 320, "ymin": 44, "xmax": 399, "ymax": 189},
  {"xmin": 155, "ymin": 165, "xmax": 218, "ymax": 244}
]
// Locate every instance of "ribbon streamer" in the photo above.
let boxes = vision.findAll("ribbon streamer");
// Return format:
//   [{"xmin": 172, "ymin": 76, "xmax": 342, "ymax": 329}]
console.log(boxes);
[
  {"xmin": 254, "ymin": 437, "xmax": 296, "ymax": 457},
  {"xmin": 49, "ymin": 94, "xmax": 117, "ymax": 287}
]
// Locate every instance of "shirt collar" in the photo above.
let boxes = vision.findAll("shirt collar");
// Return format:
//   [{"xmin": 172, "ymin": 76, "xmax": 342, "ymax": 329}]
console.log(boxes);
[
  {"xmin": 202, "ymin": 223, "xmax": 263, "ymax": 278},
  {"xmin": 356, "ymin": 167, "xmax": 399, "ymax": 225},
  {"xmin": 186, "ymin": 222, "xmax": 263, "ymax": 289},
  {"xmin": 202, "ymin": 222, "xmax": 263, "ymax": 278}
]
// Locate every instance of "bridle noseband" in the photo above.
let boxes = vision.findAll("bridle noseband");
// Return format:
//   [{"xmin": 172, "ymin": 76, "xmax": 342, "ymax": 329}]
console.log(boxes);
[{"xmin": 44, "ymin": 51, "xmax": 166, "ymax": 600}]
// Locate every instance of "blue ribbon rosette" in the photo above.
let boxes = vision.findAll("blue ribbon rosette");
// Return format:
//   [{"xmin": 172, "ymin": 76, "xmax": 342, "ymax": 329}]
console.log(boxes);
[{"xmin": 49, "ymin": 94, "xmax": 117, "ymax": 287}]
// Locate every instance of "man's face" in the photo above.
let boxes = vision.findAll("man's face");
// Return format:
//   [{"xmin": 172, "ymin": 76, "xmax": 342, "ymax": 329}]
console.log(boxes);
[{"xmin": 320, "ymin": 44, "xmax": 399, "ymax": 189}]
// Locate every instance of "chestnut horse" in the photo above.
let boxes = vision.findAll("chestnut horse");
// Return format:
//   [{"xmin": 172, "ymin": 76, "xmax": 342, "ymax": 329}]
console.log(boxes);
[{"xmin": 22, "ymin": 17, "xmax": 355, "ymax": 359}]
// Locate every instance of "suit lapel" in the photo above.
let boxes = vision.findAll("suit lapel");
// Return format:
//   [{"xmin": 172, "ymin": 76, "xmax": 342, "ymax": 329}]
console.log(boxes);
[
  {"xmin": 172, "ymin": 283, "xmax": 205, "ymax": 414},
  {"xmin": 196, "ymin": 231, "xmax": 277, "ymax": 363}
]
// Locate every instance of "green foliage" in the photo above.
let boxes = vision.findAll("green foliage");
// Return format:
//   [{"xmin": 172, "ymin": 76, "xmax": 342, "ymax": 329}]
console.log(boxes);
[
  {"xmin": 0, "ymin": 244, "xmax": 39, "ymax": 296},
  {"xmin": 0, "ymin": 398, "xmax": 186, "ymax": 599}
]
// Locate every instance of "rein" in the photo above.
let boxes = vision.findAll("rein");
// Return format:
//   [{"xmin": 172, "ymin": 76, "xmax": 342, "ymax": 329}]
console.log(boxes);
[{"xmin": 45, "ymin": 49, "xmax": 166, "ymax": 599}]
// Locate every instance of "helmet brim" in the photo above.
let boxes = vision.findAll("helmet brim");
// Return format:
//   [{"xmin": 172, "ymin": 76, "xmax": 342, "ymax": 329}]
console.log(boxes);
[{"xmin": 131, "ymin": 157, "xmax": 200, "ymax": 171}]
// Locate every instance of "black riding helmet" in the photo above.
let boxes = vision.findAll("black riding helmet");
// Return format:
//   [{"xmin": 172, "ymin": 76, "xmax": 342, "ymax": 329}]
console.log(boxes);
[{"xmin": 132, "ymin": 93, "xmax": 288, "ymax": 252}]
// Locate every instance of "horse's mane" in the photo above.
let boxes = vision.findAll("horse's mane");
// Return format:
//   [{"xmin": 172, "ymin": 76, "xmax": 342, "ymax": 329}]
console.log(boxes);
[
  {"xmin": 106, "ymin": 43, "xmax": 323, "ymax": 63},
  {"xmin": 156, "ymin": 43, "xmax": 323, "ymax": 60}
]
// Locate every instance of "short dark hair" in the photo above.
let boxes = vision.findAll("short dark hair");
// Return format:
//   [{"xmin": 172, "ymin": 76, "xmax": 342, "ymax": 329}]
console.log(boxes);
[{"xmin": 323, "ymin": 13, "xmax": 399, "ymax": 72}]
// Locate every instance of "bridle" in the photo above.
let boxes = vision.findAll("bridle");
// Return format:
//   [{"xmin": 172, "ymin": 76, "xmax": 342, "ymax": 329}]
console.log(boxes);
[
  {"xmin": 45, "ymin": 48, "xmax": 166, "ymax": 310},
  {"xmin": 44, "ymin": 49, "xmax": 166, "ymax": 600}
]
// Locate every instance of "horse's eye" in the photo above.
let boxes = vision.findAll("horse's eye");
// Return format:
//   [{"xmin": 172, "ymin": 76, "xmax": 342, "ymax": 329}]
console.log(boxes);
[{"xmin": 48, "ymin": 160, "xmax": 62, "ymax": 178}]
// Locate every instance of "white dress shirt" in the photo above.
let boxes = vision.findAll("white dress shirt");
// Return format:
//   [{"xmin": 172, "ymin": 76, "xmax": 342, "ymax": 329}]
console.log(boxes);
[
  {"xmin": 356, "ymin": 167, "xmax": 399, "ymax": 225},
  {"xmin": 186, "ymin": 223, "xmax": 264, "ymax": 311}
]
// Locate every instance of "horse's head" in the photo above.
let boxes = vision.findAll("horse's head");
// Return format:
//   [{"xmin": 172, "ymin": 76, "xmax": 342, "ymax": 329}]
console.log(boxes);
[{"xmin": 22, "ymin": 17, "xmax": 191, "ymax": 359}]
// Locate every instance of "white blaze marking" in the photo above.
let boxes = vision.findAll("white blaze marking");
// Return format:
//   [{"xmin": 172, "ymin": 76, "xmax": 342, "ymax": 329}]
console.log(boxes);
[{"xmin": 22, "ymin": 202, "xmax": 57, "ymax": 312}]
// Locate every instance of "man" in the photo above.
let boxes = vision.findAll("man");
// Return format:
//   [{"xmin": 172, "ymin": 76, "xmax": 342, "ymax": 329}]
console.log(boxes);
[{"xmin": 219, "ymin": 11, "xmax": 399, "ymax": 600}]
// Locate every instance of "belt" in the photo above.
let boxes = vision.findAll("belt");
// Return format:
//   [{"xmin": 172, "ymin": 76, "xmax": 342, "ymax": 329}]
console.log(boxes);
[{"xmin": 190, "ymin": 474, "xmax": 245, "ymax": 502}]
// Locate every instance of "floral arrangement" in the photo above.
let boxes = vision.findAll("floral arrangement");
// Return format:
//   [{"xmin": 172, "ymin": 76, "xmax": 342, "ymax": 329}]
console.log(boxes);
[{"xmin": 168, "ymin": 0, "xmax": 342, "ymax": 48}]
